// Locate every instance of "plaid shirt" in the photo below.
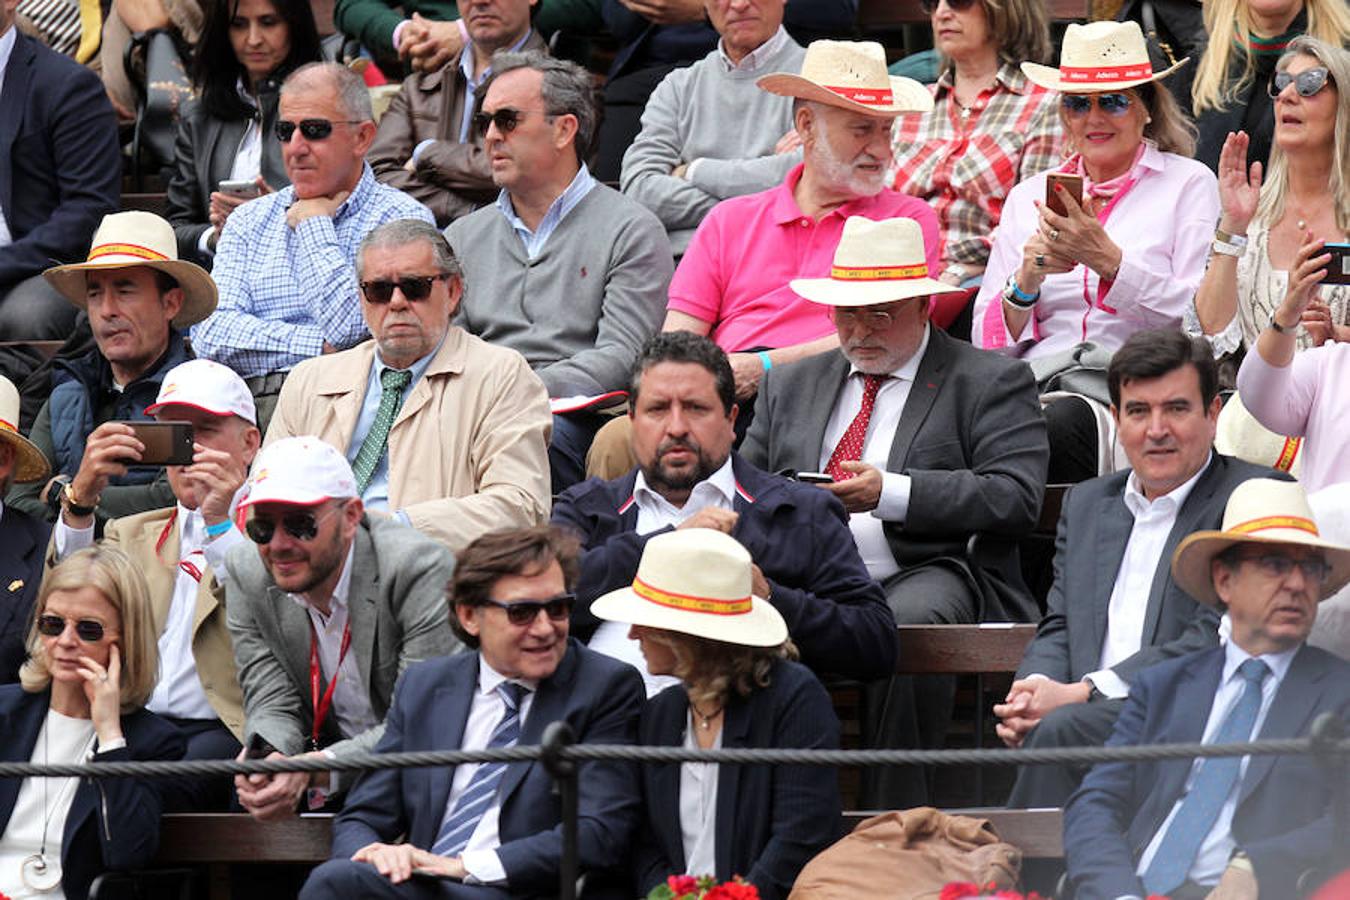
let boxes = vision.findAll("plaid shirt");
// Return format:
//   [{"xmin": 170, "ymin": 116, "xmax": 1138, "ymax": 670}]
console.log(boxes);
[
  {"xmin": 192, "ymin": 164, "xmax": 434, "ymax": 378},
  {"xmin": 890, "ymin": 62, "xmax": 1063, "ymax": 274}
]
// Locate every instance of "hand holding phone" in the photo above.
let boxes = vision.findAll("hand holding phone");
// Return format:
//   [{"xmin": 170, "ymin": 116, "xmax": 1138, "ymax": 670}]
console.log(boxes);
[
  {"xmin": 1045, "ymin": 173, "xmax": 1084, "ymax": 217},
  {"xmin": 1321, "ymin": 242, "xmax": 1350, "ymax": 285},
  {"xmin": 219, "ymin": 179, "xmax": 262, "ymax": 199},
  {"xmin": 123, "ymin": 421, "xmax": 195, "ymax": 466}
]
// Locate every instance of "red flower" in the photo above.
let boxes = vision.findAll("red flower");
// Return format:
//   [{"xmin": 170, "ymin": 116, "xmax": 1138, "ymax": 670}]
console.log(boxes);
[
  {"xmin": 704, "ymin": 883, "xmax": 760, "ymax": 900},
  {"xmin": 940, "ymin": 883, "xmax": 983, "ymax": 900},
  {"xmin": 665, "ymin": 875, "xmax": 699, "ymax": 897}
]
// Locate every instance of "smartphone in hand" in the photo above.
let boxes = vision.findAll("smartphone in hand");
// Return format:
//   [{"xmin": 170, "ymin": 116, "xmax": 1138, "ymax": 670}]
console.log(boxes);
[
  {"xmin": 1046, "ymin": 173, "xmax": 1084, "ymax": 217},
  {"xmin": 121, "ymin": 421, "xmax": 195, "ymax": 466}
]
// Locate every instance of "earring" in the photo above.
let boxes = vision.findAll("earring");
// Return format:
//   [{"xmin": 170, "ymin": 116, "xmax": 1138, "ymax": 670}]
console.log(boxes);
[{"xmin": 1145, "ymin": 115, "xmax": 1153, "ymax": 123}]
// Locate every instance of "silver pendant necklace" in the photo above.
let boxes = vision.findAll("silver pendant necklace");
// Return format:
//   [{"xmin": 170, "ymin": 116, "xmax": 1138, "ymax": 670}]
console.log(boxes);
[{"xmin": 21, "ymin": 715, "xmax": 94, "ymax": 893}]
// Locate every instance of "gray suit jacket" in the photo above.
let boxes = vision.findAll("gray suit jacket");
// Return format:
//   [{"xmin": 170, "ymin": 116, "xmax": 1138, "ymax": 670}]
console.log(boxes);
[
  {"xmin": 224, "ymin": 515, "xmax": 459, "ymax": 758},
  {"xmin": 741, "ymin": 328, "xmax": 1049, "ymax": 622},
  {"xmin": 1017, "ymin": 454, "xmax": 1282, "ymax": 684}
]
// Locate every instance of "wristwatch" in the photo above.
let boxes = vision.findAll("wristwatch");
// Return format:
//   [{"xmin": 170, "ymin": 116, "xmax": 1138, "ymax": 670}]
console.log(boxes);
[
  {"xmin": 1268, "ymin": 312, "xmax": 1299, "ymax": 335},
  {"xmin": 45, "ymin": 474, "xmax": 71, "ymax": 519},
  {"xmin": 61, "ymin": 480, "xmax": 98, "ymax": 518}
]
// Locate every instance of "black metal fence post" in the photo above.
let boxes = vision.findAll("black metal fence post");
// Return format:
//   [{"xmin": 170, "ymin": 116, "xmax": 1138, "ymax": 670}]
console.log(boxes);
[
  {"xmin": 542, "ymin": 721, "xmax": 578, "ymax": 900},
  {"xmin": 1310, "ymin": 712, "xmax": 1348, "ymax": 861}
]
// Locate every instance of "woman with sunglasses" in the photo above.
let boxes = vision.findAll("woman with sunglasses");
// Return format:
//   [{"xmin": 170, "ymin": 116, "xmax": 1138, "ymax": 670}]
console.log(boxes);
[
  {"xmin": 164, "ymin": 0, "xmax": 323, "ymax": 268},
  {"xmin": 890, "ymin": 0, "xmax": 1062, "ymax": 296},
  {"xmin": 0, "ymin": 547, "xmax": 184, "ymax": 900},
  {"xmin": 593, "ymin": 529, "xmax": 840, "ymax": 900},
  {"xmin": 1190, "ymin": 37, "xmax": 1350, "ymax": 363}
]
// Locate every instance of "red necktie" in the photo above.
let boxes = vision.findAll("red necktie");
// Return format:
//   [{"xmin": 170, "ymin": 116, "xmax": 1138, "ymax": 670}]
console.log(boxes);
[{"xmin": 825, "ymin": 374, "xmax": 886, "ymax": 482}]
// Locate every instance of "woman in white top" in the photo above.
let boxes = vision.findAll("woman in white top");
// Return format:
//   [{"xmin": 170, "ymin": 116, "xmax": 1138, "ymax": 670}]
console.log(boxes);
[{"xmin": 0, "ymin": 547, "xmax": 183, "ymax": 900}]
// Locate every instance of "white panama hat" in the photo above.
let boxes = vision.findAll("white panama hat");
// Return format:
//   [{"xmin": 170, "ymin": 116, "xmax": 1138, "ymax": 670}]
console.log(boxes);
[
  {"xmin": 0, "ymin": 375, "xmax": 49, "ymax": 483},
  {"xmin": 1021, "ymin": 20, "xmax": 1188, "ymax": 94},
  {"xmin": 758, "ymin": 40, "xmax": 933, "ymax": 117},
  {"xmin": 791, "ymin": 216, "xmax": 963, "ymax": 307}
]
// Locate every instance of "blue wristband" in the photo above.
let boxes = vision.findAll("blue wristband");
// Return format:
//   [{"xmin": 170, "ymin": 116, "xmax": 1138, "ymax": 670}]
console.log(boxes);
[
  {"xmin": 204, "ymin": 519, "xmax": 234, "ymax": 538},
  {"xmin": 757, "ymin": 350, "xmax": 773, "ymax": 371},
  {"xmin": 1010, "ymin": 279, "xmax": 1038, "ymax": 302}
]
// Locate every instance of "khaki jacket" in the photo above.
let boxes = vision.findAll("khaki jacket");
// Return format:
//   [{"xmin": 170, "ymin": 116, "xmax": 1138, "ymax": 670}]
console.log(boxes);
[{"xmin": 266, "ymin": 329, "xmax": 552, "ymax": 551}]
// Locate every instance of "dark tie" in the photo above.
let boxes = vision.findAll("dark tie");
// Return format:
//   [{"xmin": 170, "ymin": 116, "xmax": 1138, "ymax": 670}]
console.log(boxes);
[
  {"xmin": 1141, "ymin": 658, "xmax": 1270, "ymax": 895},
  {"xmin": 351, "ymin": 367, "xmax": 413, "ymax": 494},
  {"xmin": 432, "ymin": 682, "xmax": 529, "ymax": 856},
  {"xmin": 825, "ymin": 374, "xmax": 886, "ymax": 482}
]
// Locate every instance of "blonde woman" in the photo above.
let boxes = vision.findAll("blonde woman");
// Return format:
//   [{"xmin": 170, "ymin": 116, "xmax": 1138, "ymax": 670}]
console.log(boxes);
[
  {"xmin": 1188, "ymin": 0, "xmax": 1350, "ymax": 170},
  {"xmin": 0, "ymin": 547, "xmax": 184, "ymax": 900}
]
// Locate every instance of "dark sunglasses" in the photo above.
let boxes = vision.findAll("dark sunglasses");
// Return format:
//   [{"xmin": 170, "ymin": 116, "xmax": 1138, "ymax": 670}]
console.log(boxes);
[
  {"xmin": 1061, "ymin": 93, "xmax": 1134, "ymax": 117},
  {"xmin": 1269, "ymin": 66, "xmax": 1333, "ymax": 99},
  {"xmin": 1236, "ymin": 552, "xmax": 1331, "ymax": 584},
  {"xmin": 473, "ymin": 107, "xmax": 549, "ymax": 137},
  {"xmin": 359, "ymin": 274, "xmax": 451, "ymax": 304},
  {"xmin": 919, "ymin": 0, "xmax": 978, "ymax": 13},
  {"xmin": 482, "ymin": 595, "xmax": 575, "ymax": 626},
  {"xmin": 245, "ymin": 505, "xmax": 342, "ymax": 544},
  {"xmin": 37, "ymin": 614, "xmax": 110, "ymax": 643},
  {"xmin": 274, "ymin": 118, "xmax": 363, "ymax": 142}
]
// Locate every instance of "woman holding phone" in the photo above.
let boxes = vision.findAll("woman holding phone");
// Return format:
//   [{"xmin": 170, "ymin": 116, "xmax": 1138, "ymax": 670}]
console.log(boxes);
[
  {"xmin": 0, "ymin": 547, "xmax": 183, "ymax": 900},
  {"xmin": 164, "ymin": 0, "xmax": 323, "ymax": 268}
]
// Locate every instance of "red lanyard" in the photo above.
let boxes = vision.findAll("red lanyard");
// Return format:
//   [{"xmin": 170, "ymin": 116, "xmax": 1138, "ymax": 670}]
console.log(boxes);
[
  {"xmin": 155, "ymin": 508, "xmax": 205, "ymax": 582},
  {"xmin": 308, "ymin": 618, "xmax": 352, "ymax": 752}
]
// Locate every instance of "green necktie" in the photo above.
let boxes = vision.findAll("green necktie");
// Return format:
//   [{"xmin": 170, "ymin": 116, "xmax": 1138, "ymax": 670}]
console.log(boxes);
[{"xmin": 351, "ymin": 367, "xmax": 413, "ymax": 495}]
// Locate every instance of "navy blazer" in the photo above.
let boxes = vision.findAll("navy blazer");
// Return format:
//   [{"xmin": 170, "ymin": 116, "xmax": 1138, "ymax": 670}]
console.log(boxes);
[
  {"xmin": 331, "ymin": 640, "xmax": 645, "ymax": 895},
  {"xmin": 0, "ymin": 30, "xmax": 119, "ymax": 289},
  {"xmin": 1063, "ymin": 644, "xmax": 1350, "ymax": 899},
  {"xmin": 552, "ymin": 454, "xmax": 897, "ymax": 681},
  {"xmin": 0, "ymin": 505, "xmax": 48, "ymax": 682},
  {"xmin": 632, "ymin": 660, "xmax": 842, "ymax": 900},
  {"xmin": 0, "ymin": 686, "xmax": 185, "ymax": 900}
]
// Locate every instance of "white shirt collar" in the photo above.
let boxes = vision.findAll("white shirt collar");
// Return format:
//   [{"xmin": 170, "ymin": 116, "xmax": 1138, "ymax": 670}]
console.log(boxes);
[
  {"xmin": 476, "ymin": 656, "xmax": 539, "ymax": 696},
  {"xmin": 633, "ymin": 453, "xmax": 737, "ymax": 510},
  {"xmin": 1222, "ymin": 635, "xmax": 1299, "ymax": 687},
  {"xmin": 715, "ymin": 25, "xmax": 789, "ymax": 73},
  {"xmin": 1124, "ymin": 451, "xmax": 1213, "ymax": 518},
  {"xmin": 846, "ymin": 323, "xmax": 931, "ymax": 382}
]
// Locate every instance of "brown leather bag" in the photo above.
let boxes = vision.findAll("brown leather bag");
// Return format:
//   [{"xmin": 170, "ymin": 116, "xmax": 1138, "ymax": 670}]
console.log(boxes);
[{"xmin": 787, "ymin": 808, "xmax": 1021, "ymax": 900}]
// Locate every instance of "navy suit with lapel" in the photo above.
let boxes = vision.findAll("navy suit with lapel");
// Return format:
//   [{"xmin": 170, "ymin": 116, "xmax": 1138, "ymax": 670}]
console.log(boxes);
[{"xmin": 0, "ymin": 504, "xmax": 48, "ymax": 682}]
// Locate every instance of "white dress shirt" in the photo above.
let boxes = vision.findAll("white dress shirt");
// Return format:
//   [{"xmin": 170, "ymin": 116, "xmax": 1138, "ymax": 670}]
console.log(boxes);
[
  {"xmin": 441, "ymin": 658, "xmax": 538, "ymax": 885},
  {"xmin": 588, "ymin": 456, "xmax": 738, "ymax": 697},
  {"xmin": 679, "ymin": 711, "xmax": 722, "ymax": 877},
  {"xmin": 817, "ymin": 325, "xmax": 931, "ymax": 581}
]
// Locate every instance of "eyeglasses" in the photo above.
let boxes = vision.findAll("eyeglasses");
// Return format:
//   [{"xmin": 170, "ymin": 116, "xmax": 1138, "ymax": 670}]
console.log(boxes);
[
  {"xmin": 274, "ymin": 118, "xmax": 364, "ymax": 142},
  {"xmin": 919, "ymin": 0, "xmax": 978, "ymax": 13},
  {"xmin": 473, "ymin": 107, "xmax": 549, "ymax": 137},
  {"xmin": 1060, "ymin": 93, "xmax": 1134, "ymax": 117},
  {"xmin": 831, "ymin": 307, "xmax": 898, "ymax": 329},
  {"xmin": 481, "ymin": 595, "xmax": 575, "ymax": 626},
  {"xmin": 1269, "ymin": 66, "xmax": 1333, "ymax": 99},
  {"xmin": 359, "ymin": 274, "xmax": 452, "ymax": 304},
  {"xmin": 245, "ymin": 505, "xmax": 342, "ymax": 544},
  {"xmin": 37, "ymin": 614, "xmax": 112, "ymax": 643},
  {"xmin": 1235, "ymin": 552, "xmax": 1331, "ymax": 584}
]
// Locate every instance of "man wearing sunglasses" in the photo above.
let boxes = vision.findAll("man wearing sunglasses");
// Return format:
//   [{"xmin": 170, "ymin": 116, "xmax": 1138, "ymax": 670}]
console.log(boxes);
[
  {"xmin": 1065, "ymin": 478, "xmax": 1350, "ymax": 900},
  {"xmin": 223, "ymin": 436, "xmax": 457, "ymax": 820},
  {"xmin": 301, "ymin": 525, "xmax": 644, "ymax": 898},
  {"xmin": 266, "ymin": 219, "xmax": 552, "ymax": 551},
  {"xmin": 191, "ymin": 62, "xmax": 434, "ymax": 434}
]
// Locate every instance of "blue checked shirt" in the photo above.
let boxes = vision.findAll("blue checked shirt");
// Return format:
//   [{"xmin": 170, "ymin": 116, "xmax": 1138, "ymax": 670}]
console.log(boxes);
[{"xmin": 192, "ymin": 163, "xmax": 434, "ymax": 378}]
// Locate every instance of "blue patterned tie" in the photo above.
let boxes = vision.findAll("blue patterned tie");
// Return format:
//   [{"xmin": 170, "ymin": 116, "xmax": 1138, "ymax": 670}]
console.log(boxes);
[
  {"xmin": 351, "ymin": 367, "xmax": 413, "ymax": 494},
  {"xmin": 1142, "ymin": 658, "xmax": 1270, "ymax": 895},
  {"xmin": 432, "ymin": 682, "xmax": 528, "ymax": 857}
]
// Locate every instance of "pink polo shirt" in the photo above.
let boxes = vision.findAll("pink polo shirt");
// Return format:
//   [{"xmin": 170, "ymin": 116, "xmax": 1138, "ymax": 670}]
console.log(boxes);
[{"xmin": 667, "ymin": 164, "xmax": 941, "ymax": 351}]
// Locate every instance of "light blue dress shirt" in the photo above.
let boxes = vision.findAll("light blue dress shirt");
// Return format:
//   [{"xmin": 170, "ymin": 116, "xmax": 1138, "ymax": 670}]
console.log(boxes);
[{"xmin": 494, "ymin": 164, "xmax": 597, "ymax": 260}]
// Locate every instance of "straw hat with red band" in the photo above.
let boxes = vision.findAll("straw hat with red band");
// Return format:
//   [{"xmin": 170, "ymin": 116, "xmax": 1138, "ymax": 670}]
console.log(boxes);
[
  {"xmin": 0, "ymin": 375, "xmax": 50, "ymax": 483},
  {"xmin": 239, "ymin": 436, "xmax": 358, "ymax": 510},
  {"xmin": 1021, "ymin": 20, "xmax": 1188, "ymax": 94},
  {"xmin": 790, "ymin": 216, "xmax": 964, "ymax": 307},
  {"xmin": 43, "ymin": 211, "xmax": 218, "ymax": 328},
  {"xmin": 592, "ymin": 529, "xmax": 788, "ymax": 648},
  {"xmin": 757, "ymin": 40, "xmax": 933, "ymax": 117},
  {"xmin": 1171, "ymin": 478, "xmax": 1350, "ymax": 609}
]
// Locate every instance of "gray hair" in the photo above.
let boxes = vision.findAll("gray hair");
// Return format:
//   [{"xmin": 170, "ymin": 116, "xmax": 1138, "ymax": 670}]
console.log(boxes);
[
  {"xmin": 281, "ymin": 62, "xmax": 374, "ymax": 122},
  {"xmin": 486, "ymin": 50, "xmax": 597, "ymax": 164},
  {"xmin": 356, "ymin": 219, "xmax": 463, "ymax": 281}
]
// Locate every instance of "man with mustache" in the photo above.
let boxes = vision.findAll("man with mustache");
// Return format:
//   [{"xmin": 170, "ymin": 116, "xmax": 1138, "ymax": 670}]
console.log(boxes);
[{"xmin": 553, "ymin": 330, "xmax": 896, "ymax": 696}]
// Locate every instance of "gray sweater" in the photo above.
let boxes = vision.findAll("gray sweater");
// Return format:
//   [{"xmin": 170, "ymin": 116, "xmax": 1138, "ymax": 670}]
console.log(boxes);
[
  {"xmin": 619, "ymin": 32, "xmax": 806, "ymax": 252},
  {"xmin": 447, "ymin": 184, "xmax": 673, "ymax": 397}
]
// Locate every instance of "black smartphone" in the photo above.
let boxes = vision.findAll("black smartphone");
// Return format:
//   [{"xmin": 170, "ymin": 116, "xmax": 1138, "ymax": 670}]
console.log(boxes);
[
  {"xmin": 796, "ymin": 471, "xmax": 835, "ymax": 484},
  {"xmin": 1322, "ymin": 242, "xmax": 1350, "ymax": 285},
  {"xmin": 123, "ymin": 421, "xmax": 195, "ymax": 466}
]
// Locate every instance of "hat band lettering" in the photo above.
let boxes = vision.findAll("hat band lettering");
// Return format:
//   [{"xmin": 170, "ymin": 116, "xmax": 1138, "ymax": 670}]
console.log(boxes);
[
  {"xmin": 1059, "ymin": 63, "xmax": 1154, "ymax": 83},
  {"xmin": 87, "ymin": 242, "xmax": 170, "ymax": 263},
  {"xmin": 826, "ymin": 85, "xmax": 894, "ymax": 106},
  {"xmin": 1275, "ymin": 437, "xmax": 1301, "ymax": 473},
  {"xmin": 831, "ymin": 264, "xmax": 929, "ymax": 282},
  {"xmin": 1230, "ymin": 514, "xmax": 1319, "ymax": 537},
  {"xmin": 632, "ymin": 577, "xmax": 752, "ymax": 616}
]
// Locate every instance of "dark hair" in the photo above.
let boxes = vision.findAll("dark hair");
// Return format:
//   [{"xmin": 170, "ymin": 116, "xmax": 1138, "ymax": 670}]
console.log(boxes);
[
  {"xmin": 629, "ymin": 332, "xmax": 736, "ymax": 415},
  {"xmin": 448, "ymin": 526, "xmax": 581, "ymax": 648},
  {"xmin": 484, "ymin": 50, "xmax": 598, "ymax": 164},
  {"xmin": 1107, "ymin": 330, "xmax": 1219, "ymax": 410},
  {"xmin": 151, "ymin": 270, "xmax": 180, "ymax": 294},
  {"xmin": 192, "ymin": 0, "xmax": 324, "ymax": 121}
]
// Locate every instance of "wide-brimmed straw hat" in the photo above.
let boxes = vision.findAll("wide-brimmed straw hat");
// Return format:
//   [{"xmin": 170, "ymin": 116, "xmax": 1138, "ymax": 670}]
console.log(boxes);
[
  {"xmin": 1021, "ymin": 20, "xmax": 1188, "ymax": 94},
  {"xmin": 591, "ymin": 529, "xmax": 788, "ymax": 648},
  {"xmin": 758, "ymin": 40, "xmax": 933, "ymax": 117},
  {"xmin": 0, "ymin": 375, "xmax": 49, "ymax": 483},
  {"xmin": 43, "ymin": 211, "xmax": 217, "ymax": 328},
  {"xmin": 791, "ymin": 216, "xmax": 964, "ymax": 307},
  {"xmin": 1171, "ymin": 479, "xmax": 1350, "ymax": 608},
  {"xmin": 1214, "ymin": 394, "xmax": 1302, "ymax": 478}
]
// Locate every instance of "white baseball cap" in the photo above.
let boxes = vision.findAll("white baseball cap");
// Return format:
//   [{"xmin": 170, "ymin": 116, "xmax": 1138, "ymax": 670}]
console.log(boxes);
[
  {"xmin": 145, "ymin": 359, "xmax": 257, "ymax": 425},
  {"xmin": 240, "ymin": 436, "xmax": 357, "ymax": 509}
]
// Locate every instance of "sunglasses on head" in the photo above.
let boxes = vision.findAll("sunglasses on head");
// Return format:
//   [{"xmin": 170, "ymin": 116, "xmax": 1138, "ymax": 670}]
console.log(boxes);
[
  {"xmin": 1269, "ymin": 66, "xmax": 1333, "ymax": 99},
  {"xmin": 1061, "ymin": 92, "xmax": 1134, "ymax": 117},
  {"xmin": 482, "ymin": 595, "xmax": 575, "ymax": 626},
  {"xmin": 919, "ymin": 0, "xmax": 978, "ymax": 13},
  {"xmin": 245, "ymin": 505, "xmax": 342, "ymax": 544},
  {"xmin": 473, "ymin": 107, "xmax": 550, "ymax": 137},
  {"xmin": 359, "ymin": 274, "xmax": 451, "ymax": 304},
  {"xmin": 37, "ymin": 614, "xmax": 110, "ymax": 643},
  {"xmin": 274, "ymin": 118, "xmax": 363, "ymax": 142}
]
